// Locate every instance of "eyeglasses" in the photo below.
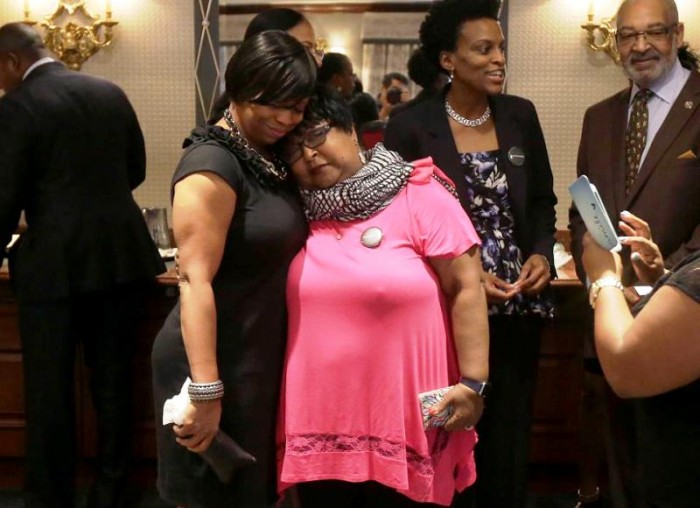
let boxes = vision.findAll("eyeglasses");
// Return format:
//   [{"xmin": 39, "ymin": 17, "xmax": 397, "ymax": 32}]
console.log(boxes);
[
  {"xmin": 280, "ymin": 124, "xmax": 332, "ymax": 164},
  {"xmin": 615, "ymin": 24, "xmax": 677, "ymax": 48}
]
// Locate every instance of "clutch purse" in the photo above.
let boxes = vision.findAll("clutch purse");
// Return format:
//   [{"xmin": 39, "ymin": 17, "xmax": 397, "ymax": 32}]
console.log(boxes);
[
  {"xmin": 201, "ymin": 430, "xmax": 257, "ymax": 484},
  {"xmin": 418, "ymin": 385, "xmax": 454, "ymax": 430}
]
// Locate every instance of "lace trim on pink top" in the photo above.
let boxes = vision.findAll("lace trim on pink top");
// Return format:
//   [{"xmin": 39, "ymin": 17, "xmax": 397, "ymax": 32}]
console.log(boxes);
[{"xmin": 284, "ymin": 432, "xmax": 450, "ymax": 477}]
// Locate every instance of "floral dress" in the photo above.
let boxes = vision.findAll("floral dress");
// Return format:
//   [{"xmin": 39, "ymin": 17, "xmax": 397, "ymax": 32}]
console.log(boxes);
[{"xmin": 459, "ymin": 150, "xmax": 553, "ymax": 318}]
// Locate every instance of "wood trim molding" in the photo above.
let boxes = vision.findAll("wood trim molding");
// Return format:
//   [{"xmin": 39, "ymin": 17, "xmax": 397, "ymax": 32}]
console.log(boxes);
[{"xmin": 220, "ymin": 3, "xmax": 431, "ymax": 14}]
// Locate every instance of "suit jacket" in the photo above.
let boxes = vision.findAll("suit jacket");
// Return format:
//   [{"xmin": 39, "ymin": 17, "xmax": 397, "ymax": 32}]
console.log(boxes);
[
  {"xmin": 384, "ymin": 89, "xmax": 558, "ymax": 274},
  {"xmin": 569, "ymin": 69, "xmax": 700, "ymax": 285},
  {"xmin": 0, "ymin": 61, "xmax": 165, "ymax": 303}
]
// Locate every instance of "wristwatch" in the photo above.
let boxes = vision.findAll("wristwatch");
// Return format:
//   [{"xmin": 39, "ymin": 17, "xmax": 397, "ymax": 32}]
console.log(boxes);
[
  {"xmin": 588, "ymin": 276, "xmax": 624, "ymax": 309},
  {"xmin": 459, "ymin": 377, "xmax": 491, "ymax": 399}
]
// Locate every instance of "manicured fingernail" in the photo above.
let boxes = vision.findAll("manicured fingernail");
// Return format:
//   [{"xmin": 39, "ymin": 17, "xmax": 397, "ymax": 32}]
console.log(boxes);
[
  {"xmin": 621, "ymin": 210, "xmax": 631, "ymax": 216},
  {"xmin": 631, "ymin": 252, "xmax": 641, "ymax": 261},
  {"xmin": 428, "ymin": 407, "xmax": 437, "ymax": 415}
]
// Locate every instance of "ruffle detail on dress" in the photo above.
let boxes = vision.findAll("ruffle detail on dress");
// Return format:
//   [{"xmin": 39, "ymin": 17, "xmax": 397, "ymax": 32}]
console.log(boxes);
[{"xmin": 183, "ymin": 125, "xmax": 289, "ymax": 188}]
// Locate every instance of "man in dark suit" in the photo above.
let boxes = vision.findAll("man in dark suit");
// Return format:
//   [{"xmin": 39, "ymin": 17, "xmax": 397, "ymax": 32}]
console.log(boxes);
[
  {"xmin": 0, "ymin": 23, "xmax": 165, "ymax": 508},
  {"xmin": 569, "ymin": 0, "xmax": 700, "ymax": 505}
]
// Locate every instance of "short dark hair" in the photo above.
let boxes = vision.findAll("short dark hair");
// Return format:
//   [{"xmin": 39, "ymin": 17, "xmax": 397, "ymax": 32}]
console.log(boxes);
[
  {"xmin": 420, "ymin": 0, "xmax": 501, "ymax": 74},
  {"xmin": 406, "ymin": 48, "xmax": 440, "ymax": 89},
  {"xmin": 381, "ymin": 72, "xmax": 409, "ymax": 89},
  {"xmin": 317, "ymin": 52, "xmax": 350, "ymax": 85},
  {"xmin": 225, "ymin": 30, "xmax": 316, "ymax": 107},
  {"xmin": 0, "ymin": 22, "xmax": 44, "ymax": 53},
  {"xmin": 243, "ymin": 8, "xmax": 307, "ymax": 40},
  {"xmin": 349, "ymin": 92, "xmax": 379, "ymax": 127},
  {"xmin": 296, "ymin": 85, "xmax": 355, "ymax": 134}
]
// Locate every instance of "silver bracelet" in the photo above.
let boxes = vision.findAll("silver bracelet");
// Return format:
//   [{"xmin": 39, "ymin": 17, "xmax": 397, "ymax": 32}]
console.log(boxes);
[
  {"xmin": 539, "ymin": 254, "xmax": 551, "ymax": 273},
  {"xmin": 188, "ymin": 380, "xmax": 224, "ymax": 402}
]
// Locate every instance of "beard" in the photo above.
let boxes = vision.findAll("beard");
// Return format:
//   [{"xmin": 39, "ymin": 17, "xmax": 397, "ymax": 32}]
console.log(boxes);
[{"xmin": 622, "ymin": 40, "xmax": 678, "ymax": 87}]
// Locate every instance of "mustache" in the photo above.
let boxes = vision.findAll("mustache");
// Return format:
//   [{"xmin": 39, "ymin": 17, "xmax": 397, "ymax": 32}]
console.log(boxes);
[{"xmin": 627, "ymin": 48, "xmax": 662, "ymax": 63}]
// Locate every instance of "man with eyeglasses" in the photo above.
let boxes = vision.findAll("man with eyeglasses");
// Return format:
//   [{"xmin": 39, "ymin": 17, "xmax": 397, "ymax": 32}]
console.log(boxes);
[{"xmin": 569, "ymin": 0, "xmax": 700, "ymax": 507}]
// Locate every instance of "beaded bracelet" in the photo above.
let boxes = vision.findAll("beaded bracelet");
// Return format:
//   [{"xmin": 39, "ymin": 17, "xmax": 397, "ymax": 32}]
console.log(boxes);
[{"xmin": 188, "ymin": 380, "xmax": 224, "ymax": 402}]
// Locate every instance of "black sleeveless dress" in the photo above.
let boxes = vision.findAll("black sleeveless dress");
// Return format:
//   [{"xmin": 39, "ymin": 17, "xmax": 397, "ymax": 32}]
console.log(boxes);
[{"xmin": 151, "ymin": 126, "xmax": 307, "ymax": 508}]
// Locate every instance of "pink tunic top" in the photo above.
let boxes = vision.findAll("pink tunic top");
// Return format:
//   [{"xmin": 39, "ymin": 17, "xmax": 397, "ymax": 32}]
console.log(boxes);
[{"xmin": 278, "ymin": 158, "xmax": 481, "ymax": 505}]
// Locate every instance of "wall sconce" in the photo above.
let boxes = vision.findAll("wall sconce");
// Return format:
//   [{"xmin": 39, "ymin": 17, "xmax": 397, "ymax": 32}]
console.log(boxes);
[
  {"xmin": 23, "ymin": 1, "xmax": 118, "ymax": 70},
  {"xmin": 581, "ymin": 1, "xmax": 620, "ymax": 64}
]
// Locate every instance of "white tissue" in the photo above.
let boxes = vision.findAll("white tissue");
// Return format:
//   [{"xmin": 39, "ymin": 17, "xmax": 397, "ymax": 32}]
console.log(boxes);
[{"xmin": 162, "ymin": 377, "xmax": 191, "ymax": 426}]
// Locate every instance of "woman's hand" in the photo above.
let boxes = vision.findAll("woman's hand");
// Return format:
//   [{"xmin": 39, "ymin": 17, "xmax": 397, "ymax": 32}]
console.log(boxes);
[
  {"xmin": 582, "ymin": 233, "xmax": 623, "ymax": 282},
  {"xmin": 514, "ymin": 254, "xmax": 551, "ymax": 296},
  {"xmin": 173, "ymin": 399, "xmax": 222, "ymax": 453},
  {"xmin": 618, "ymin": 211, "xmax": 665, "ymax": 285},
  {"xmin": 482, "ymin": 271, "xmax": 519, "ymax": 304},
  {"xmin": 429, "ymin": 384, "xmax": 484, "ymax": 432}
]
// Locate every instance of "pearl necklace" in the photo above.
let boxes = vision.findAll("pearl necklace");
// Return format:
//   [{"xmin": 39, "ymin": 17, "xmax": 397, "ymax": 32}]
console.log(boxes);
[{"xmin": 445, "ymin": 98, "xmax": 491, "ymax": 127}]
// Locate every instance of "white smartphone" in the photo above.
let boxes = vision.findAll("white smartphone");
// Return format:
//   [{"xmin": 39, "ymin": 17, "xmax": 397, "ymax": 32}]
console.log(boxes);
[{"xmin": 569, "ymin": 175, "xmax": 621, "ymax": 252}]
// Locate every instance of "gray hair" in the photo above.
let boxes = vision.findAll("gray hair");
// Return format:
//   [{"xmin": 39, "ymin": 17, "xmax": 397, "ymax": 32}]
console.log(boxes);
[
  {"xmin": 616, "ymin": 0, "xmax": 679, "ymax": 26},
  {"xmin": 0, "ymin": 22, "xmax": 44, "ymax": 53}
]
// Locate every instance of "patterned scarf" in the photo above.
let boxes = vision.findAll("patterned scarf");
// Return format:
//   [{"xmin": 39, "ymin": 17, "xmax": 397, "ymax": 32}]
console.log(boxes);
[{"xmin": 299, "ymin": 143, "xmax": 414, "ymax": 222}]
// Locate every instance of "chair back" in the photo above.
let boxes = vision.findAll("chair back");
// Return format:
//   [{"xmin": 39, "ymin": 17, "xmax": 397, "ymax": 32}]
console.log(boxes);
[{"xmin": 357, "ymin": 120, "xmax": 386, "ymax": 150}]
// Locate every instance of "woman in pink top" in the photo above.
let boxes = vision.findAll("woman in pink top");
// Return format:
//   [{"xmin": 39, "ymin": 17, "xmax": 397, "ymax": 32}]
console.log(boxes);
[{"xmin": 276, "ymin": 86, "xmax": 489, "ymax": 507}]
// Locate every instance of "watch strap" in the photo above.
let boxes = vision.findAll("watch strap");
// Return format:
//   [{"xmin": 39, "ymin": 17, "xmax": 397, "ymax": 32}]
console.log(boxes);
[{"xmin": 459, "ymin": 377, "xmax": 490, "ymax": 398}]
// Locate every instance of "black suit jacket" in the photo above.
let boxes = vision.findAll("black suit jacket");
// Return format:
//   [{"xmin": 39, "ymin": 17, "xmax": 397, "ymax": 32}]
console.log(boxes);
[
  {"xmin": 569, "ymin": 70, "xmax": 700, "ymax": 285},
  {"xmin": 384, "ymin": 89, "xmax": 558, "ymax": 274},
  {"xmin": 0, "ymin": 61, "xmax": 165, "ymax": 303}
]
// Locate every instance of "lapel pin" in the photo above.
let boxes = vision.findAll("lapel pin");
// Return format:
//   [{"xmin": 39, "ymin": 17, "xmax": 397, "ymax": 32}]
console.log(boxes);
[
  {"xmin": 361, "ymin": 227, "xmax": 383, "ymax": 248},
  {"xmin": 685, "ymin": 101, "xmax": 693, "ymax": 110},
  {"xmin": 507, "ymin": 146, "xmax": 526, "ymax": 166}
]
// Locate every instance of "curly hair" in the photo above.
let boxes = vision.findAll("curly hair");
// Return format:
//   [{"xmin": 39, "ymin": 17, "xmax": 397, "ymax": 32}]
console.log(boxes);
[
  {"xmin": 419, "ymin": 0, "xmax": 502, "ymax": 74},
  {"xmin": 297, "ymin": 85, "xmax": 355, "ymax": 134}
]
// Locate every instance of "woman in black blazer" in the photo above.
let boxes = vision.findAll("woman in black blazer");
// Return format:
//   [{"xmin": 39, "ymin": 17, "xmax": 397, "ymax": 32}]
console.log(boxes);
[{"xmin": 384, "ymin": 1, "xmax": 557, "ymax": 506}]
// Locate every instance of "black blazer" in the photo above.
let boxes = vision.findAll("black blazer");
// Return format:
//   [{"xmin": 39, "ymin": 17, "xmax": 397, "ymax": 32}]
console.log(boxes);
[
  {"xmin": 384, "ymin": 88, "xmax": 558, "ymax": 274},
  {"xmin": 0, "ymin": 61, "xmax": 165, "ymax": 303}
]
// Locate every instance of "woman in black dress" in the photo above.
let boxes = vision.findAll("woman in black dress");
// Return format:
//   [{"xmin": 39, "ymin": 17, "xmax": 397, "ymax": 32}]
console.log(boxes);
[
  {"xmin": 151, "ymin": 31, "xmax": 316, "ymax": 507},
  {"xmin": 582, "ymin": 212, "xmax": 700, "ymax": 507}
]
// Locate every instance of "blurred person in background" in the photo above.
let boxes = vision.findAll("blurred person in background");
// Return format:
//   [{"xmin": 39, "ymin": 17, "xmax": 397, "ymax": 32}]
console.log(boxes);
[
  {"xmin": 349, "ymin": 74, "xmax": 380, "ymax": 128},
  {"xmin": 390, "ymin": 48, "xmax": 449, "ymax": 119},
  {"xmin": 318, "ymin": 52, "xmax": 356, "ymax": 100},
  {"xmin": 378, "ymin": 71, "xmax": 411, "ymax": 120}
]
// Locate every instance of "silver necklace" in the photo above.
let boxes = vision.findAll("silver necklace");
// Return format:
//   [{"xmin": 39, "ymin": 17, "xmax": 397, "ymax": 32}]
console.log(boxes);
[{"xmin": 445, "ymin": 98, "xmax": 491, "ymax": 127}]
